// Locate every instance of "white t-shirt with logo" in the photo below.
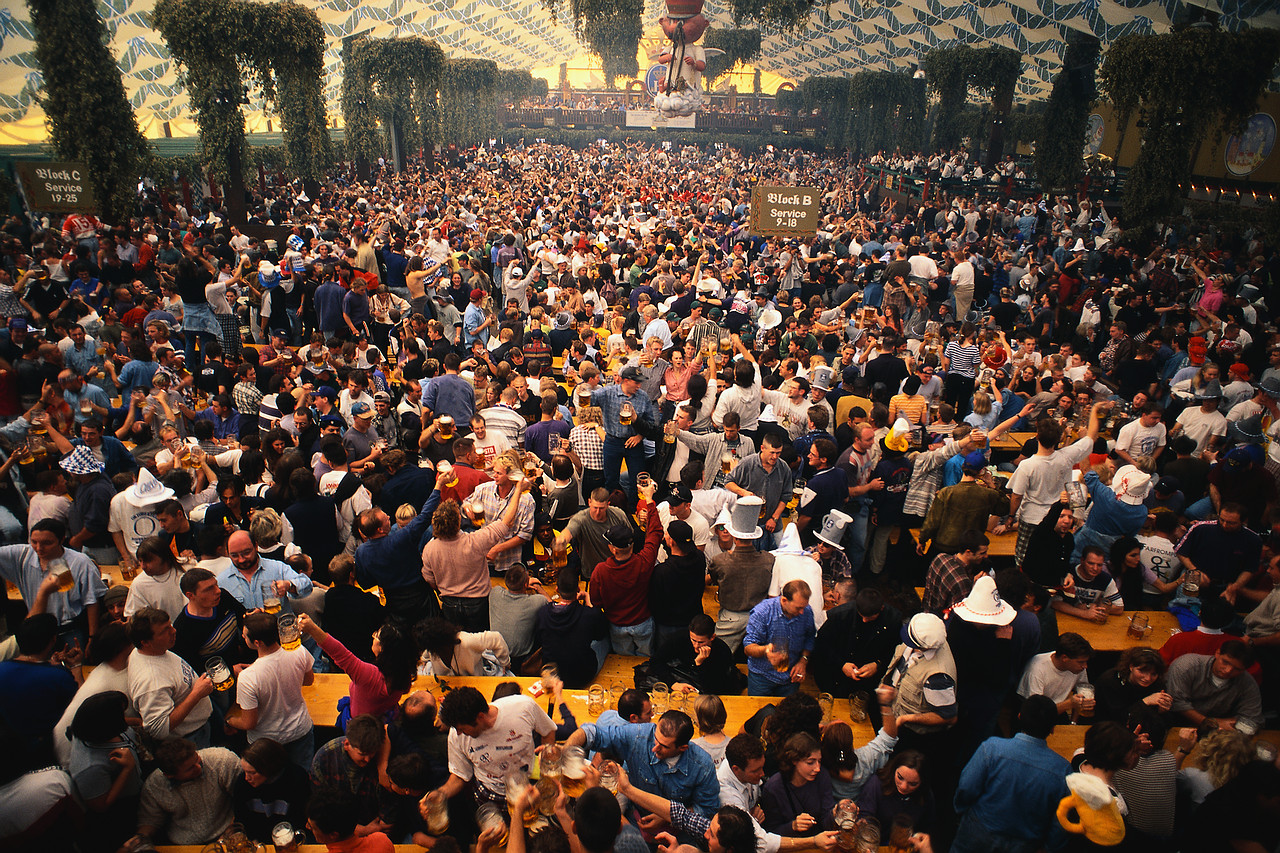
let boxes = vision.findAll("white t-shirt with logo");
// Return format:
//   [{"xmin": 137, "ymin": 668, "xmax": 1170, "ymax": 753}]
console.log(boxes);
[
  {"xmin": 1137, "ymin": 533, "xmax": 1180, "ymax": 595},
  {"xmin": 1115, "ymin": 419, "xmax": 1167, "ymax": 459},
  {"xmin": 446, "ymin": 694, "xmax": 556, "ymax": 797},
  {"xmin": 108, "ymin": 492, "xmax": 162, "ymax": 558}
]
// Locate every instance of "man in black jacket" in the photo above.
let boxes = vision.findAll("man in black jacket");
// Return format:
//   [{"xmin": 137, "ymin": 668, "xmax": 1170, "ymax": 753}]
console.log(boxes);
[
  {"xmin": 649, "ymin": 614, "xmax": 742, "ymax": 696},
  {"xmin": 811, "ymin": 587, "xmax": 900, "ymax": 723}
]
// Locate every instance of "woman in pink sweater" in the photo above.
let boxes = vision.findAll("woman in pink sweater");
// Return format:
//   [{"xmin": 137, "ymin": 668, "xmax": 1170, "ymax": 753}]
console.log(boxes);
[{"xmin": 296, "ymin": 614, "xmax": 418, "ymax": 723}]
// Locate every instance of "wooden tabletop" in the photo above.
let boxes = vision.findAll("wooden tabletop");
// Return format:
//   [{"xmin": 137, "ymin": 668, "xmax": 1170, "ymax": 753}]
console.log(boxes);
[
  {"xmin": 1055, "ymin": 608, "xmax": 1181, "ymax": 654},
  {"xmin": 989, "ymin": 431, "xmax": 1036, "ymax": 452},
  {"xmin": 908, "ymin": 528, "xmax": 1017, "ymax": 557},
  {"xmin": 302, "ymin": 672, "xmax": 874, "ymax": 742},
  {"xmin": 7, "ymin": 563, "xmax": 133, "ymax": 602}
]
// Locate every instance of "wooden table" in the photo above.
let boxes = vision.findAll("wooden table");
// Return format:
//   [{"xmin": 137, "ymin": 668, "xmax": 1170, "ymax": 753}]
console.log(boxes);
[
  {"xmin": 7, "ymin": 563, "xmax": 132, "ymax": 602},
  {"xmin": 989, "ymin": 431, "xmax": 1036, "ymax": 452},
  {"xmin": 302, "ymin": 671, "xmax": 877, "ymax": 743},
  {"xmin": 908, "ymin": 528, "xmax": 1017, "ymax": 557},
  {"xmin": 1055, "ymin": 609, "xmax": 1181, "ymax": 654}
]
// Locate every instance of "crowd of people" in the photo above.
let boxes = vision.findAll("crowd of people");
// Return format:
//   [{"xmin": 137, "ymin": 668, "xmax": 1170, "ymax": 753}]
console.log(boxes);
[{"xmin": 0, "ymin": 136, "xmax": 1278, "ymax": 853}]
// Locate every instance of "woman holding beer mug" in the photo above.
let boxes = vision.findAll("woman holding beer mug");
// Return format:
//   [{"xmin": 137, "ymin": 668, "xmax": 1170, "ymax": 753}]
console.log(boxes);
[{"xmin": 294, "ymin": 613, "xmax": 417, "ymax": 723}]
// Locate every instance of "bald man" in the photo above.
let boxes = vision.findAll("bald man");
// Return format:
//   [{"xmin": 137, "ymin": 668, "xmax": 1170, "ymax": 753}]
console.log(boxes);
[{"xmin": 217, "ymin": 529, "xmax": 313, "ymax": 610}]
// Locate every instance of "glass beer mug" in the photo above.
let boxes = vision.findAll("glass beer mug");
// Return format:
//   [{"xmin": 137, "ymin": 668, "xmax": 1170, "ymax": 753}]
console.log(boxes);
[{"xmin": 619, "ymin": 401, "xmax": 635, "ymax": 426}]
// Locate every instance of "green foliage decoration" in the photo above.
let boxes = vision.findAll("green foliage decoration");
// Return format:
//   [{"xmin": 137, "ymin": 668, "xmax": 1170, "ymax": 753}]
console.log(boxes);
[
  {"xmin": 341, "ymin": 35, "xmax": 446, "ymax": 162},
  {"xmin": 544, "ymin": 0, "xmax": 643, "ymax": 89},
  {"xmin": 1099, "ymin": 29, "xmax": 1280, "ymax": 241},
  {"xmin": 922, "ymin": 45, "xmax": 1022, "ymax": 152},
  {"xmin": 153, "ymin": 0, "xmax": 330, "ymax": 187},
  {"xmin": 794, "ymin": 71, "xmax": 925, "ymax": 154},
  {"xmin": 725, "ymin": 0, "xmax": 818, "ymax": 33},
  {"xmin": 845, "ymin": 71, "xmax": 927, "ymax": 155},
  {"xmin": 440, "ymin": 58, "xmax": 498, "ymax": 148},
  {"xmin": 496, "ymin": 69, "xmax": 549, "ymax": 104},
  {"xmin": 1034, "ymin": 33, "xmax": 1100, "ymax": 194},
  {"xmin": 27, "ymin": 0, "xmax": 150, "ymax": 220},
  {"xmin": 703, "ymin": 29, "xmax": 762, "ymax": 86},
  {"xmin": 775, "ymin": 87, "xmax": 804, "ymax": 114}
]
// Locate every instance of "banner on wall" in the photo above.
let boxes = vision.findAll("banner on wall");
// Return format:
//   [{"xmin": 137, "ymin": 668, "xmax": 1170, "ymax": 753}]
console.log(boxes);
[
  {"xmin": 1225, "ymin": 113, "xmax": 1276, "ymax": 177},
  {"xmin": 625, "ymin": 109, "xmax": 696, "ymax": 129}
]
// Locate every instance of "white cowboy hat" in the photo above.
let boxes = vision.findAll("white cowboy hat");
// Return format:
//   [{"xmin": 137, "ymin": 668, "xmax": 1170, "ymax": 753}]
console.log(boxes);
[
  {"xmin": 759, "ymin": 308, "xmax": 783, "ymax": 330},
  {"xmin": 1111, "ymin": 465, "xmax": 1152, "ymax": 506},
  {"xmin": 125, "ymin": 467, "xmax": 177, "ymax": 506},
  {"xmin": 951, "ymin": 575, "xmax": 1016, "ymax": 626}
]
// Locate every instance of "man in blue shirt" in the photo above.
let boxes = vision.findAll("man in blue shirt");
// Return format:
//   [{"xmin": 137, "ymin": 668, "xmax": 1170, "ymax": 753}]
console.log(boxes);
[
  {"xmin": 421, "ymin": 353, "xmax": 476, "ymax": 425},
  {"xmin": 564, "ymin": 711, "xmax": 720, "ymax": 819},
  {"xmin": 218, "ymin": 530, "xmax": 313, "ymax": 610},
  {"xmin": 591, "ymin": 366, "xmax": 658, "ymax": 499},
  {"xmin": 313, "ymin": 274, "xmax": 346, "ymax": 337},
  {"xmin": 463, "ymin": 288, "xmax": 493, "ymax": 347},
  {"xmin": 952, "ymin": 694, "xmax": 1071, "ymax": 853},
  {"xmin": 743, "ymin": 580, "xmax": 816, "ymax": 697}
]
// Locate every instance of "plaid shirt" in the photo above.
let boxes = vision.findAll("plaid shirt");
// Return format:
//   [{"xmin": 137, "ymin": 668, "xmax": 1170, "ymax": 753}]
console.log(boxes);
[
  {"xmin": 471, "ymin": 481, "xmax": 536, "ymax": 572},
  {"xmin": 569, "ymin": 423, "xmax": 605, "ymax": 470},
  {"xmin": 590, "ymin": 385, "xmax": 657, "ymax": 441},
  {"xmin": 922, "ymin": 552, "xmax": 976, "ymax": 614},
  {"xmin": 233, "ymin": 381, "xmax": 263, "ymax": 417}
]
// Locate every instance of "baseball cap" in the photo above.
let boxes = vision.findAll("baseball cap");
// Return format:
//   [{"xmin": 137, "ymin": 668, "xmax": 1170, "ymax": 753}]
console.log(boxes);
[
  {"xmin": 900, "ymin": 613, "xmax": 947, "ymax": 650},
  {"xmin": 470, "ymin": 288, "xmax": 486, "ymax": 302},
  {"xmin": 666, "ymin": 484, "xmax": 692, "ymax": 506},
  {"xmin": 351, "ymin": 402, "xmax": 372, "ymax": 417},
  {"xmin": 667, "ymin": 519, "xmax": 696, "ymax": 550},
  {"xmin": 8, "ymin": 318, "xmax": 27, "ymax": 331},
  {"xmin": 373, "ymin": 391, "xmax": 391, "ymax": 403},
  {"xmin": 314, "ymin": 386, "xmax": 338, "ymax": 401},
  {"xmin": 1155, "ymin": 476, "xmax": 1180, "ymax": 495},
  {"xmin": 319, "ymin": 414, "xmax": 345, "ymax": 428},
  {"xmin": 604, "ymin": 524, "xmax": 635, "ymax": 549},
  {"xmin": 619, "ymin": 366, "xmax": 643, "ymax": 382}
]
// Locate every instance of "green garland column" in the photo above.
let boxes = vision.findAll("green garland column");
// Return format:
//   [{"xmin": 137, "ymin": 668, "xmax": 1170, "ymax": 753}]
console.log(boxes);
[
  {"xmin": 1035, "ymin": 32, "xmax": 1101, "ymax": 195},
  {"xmin": 27, "ymin": 0, "xmax": 150, "ymax": 221},
  {"xmin": 441, "ymin": 59, "xmax": 497, "ymax": 148}
]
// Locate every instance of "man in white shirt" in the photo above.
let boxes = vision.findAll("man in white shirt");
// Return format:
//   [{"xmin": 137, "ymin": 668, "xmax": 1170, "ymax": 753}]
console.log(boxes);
[
  {"xmin": 227, "ymin": 611, "xmax": 315, "ymax": 769},
  {"xmin": 657, "ymin": 485, "xmax": 710, "ymax": 560},
  {"xmin": 1016, "ymin": 633, "xmax": 1094, "ymax": 717},
  {"xmin": 128, "ymin": 607, "xmax": 215, "ymax": 744},
  {"xmin": 1009, "ymin": 403, "xmax": 1107, "ymax": 565},
  {"xmin": 1170, "ymin": 384, "xmax": 1227, "ymax": 457},
  {"xmin": 428, "ymin": 686, "xmax": 556, "ymax": 803},
  {"xmin": 1114, "ymin": 404, "xmax": 1168, "ymax": 467},
  {"xmin": 950, "ymin": 250, "xmax": 976, "ymax": 321}
]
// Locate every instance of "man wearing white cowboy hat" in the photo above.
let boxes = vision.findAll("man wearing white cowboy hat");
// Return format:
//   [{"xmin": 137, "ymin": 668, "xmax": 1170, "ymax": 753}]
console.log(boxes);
[
  {"xmin": 107, "ymin": 468, "xmax": 176, "ymax": 570},
  {"xmin": 708, "ymin": 498, "xmax": 775, "ymax": 654},
  {"xmin": 60, "ymin": 444, "xmax": 118, "ymax": 563}
]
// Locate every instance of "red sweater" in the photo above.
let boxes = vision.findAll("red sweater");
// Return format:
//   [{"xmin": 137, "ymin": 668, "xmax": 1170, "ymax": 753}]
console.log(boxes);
[
  {"xmin": 319, "ymin": 632, "xmax": 405, "ymax": 719},
  {"xmin": 1160, "ymin": 628, "xmax": 1262, "ymax": 683},
  {"xmin": 587, "ymin": 500, "xmax": 662, "ymax": 627}
]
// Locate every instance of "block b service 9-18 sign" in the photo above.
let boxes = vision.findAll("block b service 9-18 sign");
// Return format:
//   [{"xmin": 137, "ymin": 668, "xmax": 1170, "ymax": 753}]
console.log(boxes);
[{"xmin": 749, "ymin": 185, "xmax": 820, "ymax": 238}]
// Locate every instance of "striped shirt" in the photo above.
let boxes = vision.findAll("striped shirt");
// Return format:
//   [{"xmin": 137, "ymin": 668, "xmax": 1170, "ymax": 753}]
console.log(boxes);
[
  {"xmin": 481, "ymin": 403, "xmax": 527, "ymax": 447},
  {"xmin": 471, "ymin": 481, "xmax": 536, "ymax": 572},
  {"xmin": 943, "ymin": 342, "xmax": 981, "ymax": 378}
]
